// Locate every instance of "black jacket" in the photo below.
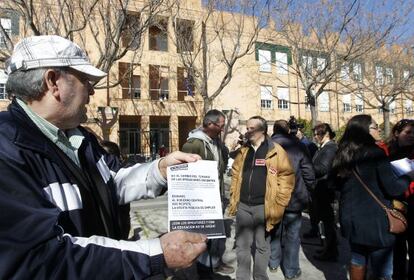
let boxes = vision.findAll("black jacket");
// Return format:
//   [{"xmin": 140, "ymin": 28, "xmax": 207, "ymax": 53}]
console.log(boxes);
[
  {"xmin": 239, "ymin": 140, "xmax": 269, "ymax": 205},
  {"xmin": 313, "ymin": 140, "xmax": 338, "ymax": 192},
  {"xmin": 271, "ymin": 134, "xmax": 315, "ymax": 212},
  {"xmin": 0, "ymin": 100, "xmax": 166, "ymax": 279},
  {"xmin": 335, "ymin": 146, "xmax": 410, "ymax": 248}
]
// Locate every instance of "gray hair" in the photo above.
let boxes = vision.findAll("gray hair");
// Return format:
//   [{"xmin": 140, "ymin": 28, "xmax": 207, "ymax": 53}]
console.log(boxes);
[
  {"xmin": 202, "ymin": 109, "xmax": 225, "ymax": 127},
  {"xmin": 6, "ymin": 68, "xmax": 63, "ymax": 101},
  {"xmin": 248, "ymin": 115, "xmax": 268, "ymax": 135}
]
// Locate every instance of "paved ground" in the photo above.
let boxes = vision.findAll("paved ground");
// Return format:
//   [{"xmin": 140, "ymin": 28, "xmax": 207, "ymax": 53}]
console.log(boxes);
[{"xmin": 130, "ymin": 174, "xmax": 351, "ymax": 280}]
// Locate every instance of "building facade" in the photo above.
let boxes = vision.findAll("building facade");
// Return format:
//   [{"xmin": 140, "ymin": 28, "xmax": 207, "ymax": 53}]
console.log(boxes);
[{"xmin": 0, "ymin": 0, "xmax": 412, "ymax": 160}]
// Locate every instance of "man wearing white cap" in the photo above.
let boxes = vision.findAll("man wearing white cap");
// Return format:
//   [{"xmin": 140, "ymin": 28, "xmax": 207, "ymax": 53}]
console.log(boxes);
[{"xmin": 0, "ymin": 35, "xmax": 206, "ymax": 279}]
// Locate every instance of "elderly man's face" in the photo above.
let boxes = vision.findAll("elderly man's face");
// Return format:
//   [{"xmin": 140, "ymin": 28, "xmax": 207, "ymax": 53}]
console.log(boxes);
[
  {"xmin": 57, "ymin": 69, "xmax": 95, "ymax": 129},
  {"xmin": 246, "ymin": 119, "xmax": 265, "ymax": 143},
  {"xmin": 207, "ymin": 116, "xmax": 225, "ymax": 138}
]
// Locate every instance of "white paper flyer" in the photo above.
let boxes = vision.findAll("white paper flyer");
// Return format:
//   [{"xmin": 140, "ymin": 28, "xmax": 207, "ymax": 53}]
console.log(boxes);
[
  {"xmin": 391, "ymin": 157, "xmax": 414, "ymax": 176},
  {"xmin": 167, "ymin": 160, "xmax": 225, "ymax": 239}
]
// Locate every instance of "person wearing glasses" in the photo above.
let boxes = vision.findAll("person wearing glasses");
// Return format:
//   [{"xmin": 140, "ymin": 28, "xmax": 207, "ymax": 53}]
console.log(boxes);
[
  {"xmin": 385, "ymin": 119, "xmax": 414, "ymax": 280},
  {"xmin": 181, "ymin": 109, "xmax": 234, "ymax": 277},
  {"xmin": 332, "ymin": 115, "xmax": 414, "ymax": 280},
  {"xmin": 0, "ymin": 35, "xmax": 207, "ymax": 279}
]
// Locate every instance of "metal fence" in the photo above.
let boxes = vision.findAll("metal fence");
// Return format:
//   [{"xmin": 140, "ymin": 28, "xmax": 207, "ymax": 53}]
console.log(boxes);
[{"xmin": 119, "ymin": 128, "xmax": 172, "ymax": 164}]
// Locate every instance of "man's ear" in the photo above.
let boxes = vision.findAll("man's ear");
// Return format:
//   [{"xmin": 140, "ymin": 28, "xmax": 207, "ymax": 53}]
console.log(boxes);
[{"xmin": 44, "ymin": 69, "xmax": 60, "ymax": 98}]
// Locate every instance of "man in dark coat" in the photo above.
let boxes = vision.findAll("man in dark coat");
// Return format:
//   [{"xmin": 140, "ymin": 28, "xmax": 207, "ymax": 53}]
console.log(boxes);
[{"xmin": 269, "ymin": 120, "xmax": 315, "ymax": 279}]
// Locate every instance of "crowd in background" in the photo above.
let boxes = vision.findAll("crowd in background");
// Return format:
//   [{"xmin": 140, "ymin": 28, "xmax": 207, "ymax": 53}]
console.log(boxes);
[
  {"xmin": 224, "ymin": 114, "xmax": 414, "ymax": 280},
  {"xmin": 100, "ymin": 113, "xmax": 414, "ymax": 280}
]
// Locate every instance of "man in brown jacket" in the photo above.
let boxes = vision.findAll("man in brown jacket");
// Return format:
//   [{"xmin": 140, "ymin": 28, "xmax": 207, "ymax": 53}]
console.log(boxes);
[{"xmin": 228, "ymin": 116, "xmax": 295, "ymax": 280}]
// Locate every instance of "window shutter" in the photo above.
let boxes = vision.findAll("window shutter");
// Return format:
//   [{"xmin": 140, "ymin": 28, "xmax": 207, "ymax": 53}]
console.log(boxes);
[
  {"xmin": 342, "ymin": 93, "xmax": 351, "ymax": 103},
  {"xmin": 260, "ymin": 85, "xmax": 272, "ymax": 100},
  {"xmin": 355, "ymin": 93, "xmax": 364, "ymax": 105},
  {"xmin": 277, "ymin": 87, "xmax": 289, "ymax": 100}
]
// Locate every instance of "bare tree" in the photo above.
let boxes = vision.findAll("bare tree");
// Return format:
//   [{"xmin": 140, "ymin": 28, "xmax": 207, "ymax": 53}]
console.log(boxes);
[
  {"xmin": 169, "ymin": 0, "xmax": 276, "ymax": 113},
  {"xmin": 270, "ymin": 0, "xmax": 412, "ymax": 127},
  {"xmin": 337, "ymin": 45, "xmax": 414, "ymax": 136},
  {"xmin": 0, "ymin": 0, "xmax": 169, "ymax": 140},
  {"xmin": 0, "ymin": 0, "xmax": 101, "ymax": 61}
]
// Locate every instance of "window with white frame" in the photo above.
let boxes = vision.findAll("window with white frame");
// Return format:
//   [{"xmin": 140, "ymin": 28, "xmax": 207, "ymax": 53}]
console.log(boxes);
[
  {"xmin": 275, "ymin": 52, "xmax": 288, "ymax": 75},
  {"xmin": 277, "ymin": 87, "xmax": 289, "ymax": 110},
  {"xmin": 375, "ymin": 66, "xmax": 384, "ymax": 85},
  {"xmin": 258, "ymin": 49, "xmax": 271, "ymax": 72},
  {"xmin": 0, "ymin": 69, "xmax": 7, "ymax": 100},
  {"xmin": 355, "ymin": 93, "xmax": 364, "ymax": 112},
  {"xmin": 260, "ymin": 85, "xmax": 273, "ymax": 109},
  {"xmin": 403, "ymin": 70, "xmax": 410, "ymax": 80},
  {"xmin": 353, "ymin": 63, "xmax": 362, "ymax": 81},
  {"xmin": 302, "ymin": 55, "xmax": 313, "ymax": 77},
  {"xmin": 385, "ymin": 68, "xmax": 393, "ymax": 84},
  {"xmin": 341, "ymin": 64, "xmax": 350, "ymax": 81},
  {"xmin": 405, "ymin": 100, "xmax": 413, "ymax": 115},
  {"xmin": 0, "ymin": 18, "xmax": 11, "ymax": 49},
  {"xmin": 318, "ymin": 91, "xmax": 329, "ymax": 112},
  {"xmin": 316, "ymin": 57, "xmax": 326, "ymax": 74},
  {"xmin": 0, "ymin": 83, "xmax": 6, "ymax": 100},
  {"xmin": 342, "ymin": 93, "xmax": 351, "ymax": 112}
]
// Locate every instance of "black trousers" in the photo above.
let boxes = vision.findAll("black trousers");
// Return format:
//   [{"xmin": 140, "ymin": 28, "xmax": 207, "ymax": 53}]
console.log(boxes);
[{"xmin": 312, "ymin": 186, "xmax": 337, "ymax": 253}]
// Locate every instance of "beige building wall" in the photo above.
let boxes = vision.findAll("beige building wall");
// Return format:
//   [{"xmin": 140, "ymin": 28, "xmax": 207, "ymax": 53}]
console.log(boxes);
[{"xmin": 0, "ymin": 0, "xmax": 412, "ymax": 156}]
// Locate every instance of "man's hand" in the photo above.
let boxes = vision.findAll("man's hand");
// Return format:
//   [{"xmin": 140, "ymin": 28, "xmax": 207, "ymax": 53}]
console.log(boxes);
[
  {"xmin": 158, "ymin": 151, "xmax": 201, "ymax": 178},
  {"xmin": 160, "ymin": 230, "xmax": 207, "ymax": 269}
]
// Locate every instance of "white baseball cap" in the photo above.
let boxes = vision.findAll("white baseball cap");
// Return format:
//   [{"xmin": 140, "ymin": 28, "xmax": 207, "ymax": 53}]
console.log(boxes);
[{"xmin": 6, "ymin": 35, "xmax": 106, "ymax": 81}]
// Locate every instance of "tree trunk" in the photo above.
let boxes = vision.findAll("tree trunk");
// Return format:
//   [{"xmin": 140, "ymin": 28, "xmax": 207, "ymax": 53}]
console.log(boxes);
[
  {"xmin": 101, "ymin": 125, "xmax": 110, "ymax": 141},
  {"xmin": 310, "ymin": 105, "xmax": 318, "ymax": 128},
  {"xmin": 203, "ymin": 98, "xmax": 211, "ymax": 113},
  {"xmin": 201, "ymin": 21, "xmax": 208, "ymax": 114},
  {"xmin": 382, "ymin": 108, "xmax": 390, "ymax": 137},
  {"xmin": 307, "ymin": 90, "xmax": 318, "ymax": 127}
]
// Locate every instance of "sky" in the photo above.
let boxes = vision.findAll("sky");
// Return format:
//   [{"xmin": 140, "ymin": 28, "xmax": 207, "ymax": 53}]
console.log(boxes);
[{"xmin": 204, "ymin": 0, "xmax": 414, "ymax": 44}]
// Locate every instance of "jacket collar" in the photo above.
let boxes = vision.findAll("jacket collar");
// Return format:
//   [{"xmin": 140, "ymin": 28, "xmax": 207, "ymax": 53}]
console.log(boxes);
[
  {"xmin": 9, "ymin": 99, "xmax": 90, "ymax": 158},
  {"xmin": 242, "ymin": 137, "xmax": 277, "ymax": 159}
]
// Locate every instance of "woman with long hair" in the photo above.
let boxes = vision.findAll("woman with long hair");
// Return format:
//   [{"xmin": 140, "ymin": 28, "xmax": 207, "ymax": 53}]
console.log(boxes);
[
  {"xmin": 332, "ymin": 115, "xmax": 414, "ymax": 280},
  {"xmin": 386, "ymin": 119, "xmax": 414, "ymax": 280}
]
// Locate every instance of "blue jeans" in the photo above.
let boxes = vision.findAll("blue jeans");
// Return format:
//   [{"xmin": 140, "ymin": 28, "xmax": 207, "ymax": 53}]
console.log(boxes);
[
  {"xmin": 351, "ymin": 244, "xmax": 393, "ymax": 280},
  {"xmin": 269, "ymin": 212, "xmax": 302, "ymax": 278}
]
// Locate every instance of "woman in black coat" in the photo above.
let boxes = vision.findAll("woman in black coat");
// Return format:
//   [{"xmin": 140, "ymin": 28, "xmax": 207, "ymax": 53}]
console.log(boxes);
[
  {"xmin": 386, "ymin": 119, "xmax": 414, "ymax": 280},
  {"xmin": 311, "ymin": 123, "xmax": 338, "ymax": 261},
  {"xmin": 332, "ymin": 115, "xmax": 414, "ymax": 280}
]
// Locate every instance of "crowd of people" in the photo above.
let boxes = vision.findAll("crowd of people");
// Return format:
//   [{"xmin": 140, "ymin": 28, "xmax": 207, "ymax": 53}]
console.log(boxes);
[
  {"xmin": 176, "ymin": 110, "xmax": 414, "ymax": 280},
  {"xmin": 1, "ymin": 35, "xmax": 413, "ymax": 280},
  {"xmin": 225, "ymin": 115, "xmax": 414, "ymax": 280}
]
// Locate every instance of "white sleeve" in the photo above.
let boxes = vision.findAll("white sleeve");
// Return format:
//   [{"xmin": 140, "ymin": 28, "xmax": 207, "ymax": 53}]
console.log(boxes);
[
  {"xmin": 64, "ymin": 234, "xmax": 163, "ymax": 257},
  {"xmin": 114, "ymin": 159, "xmax": 167, "ymax": 204}
]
